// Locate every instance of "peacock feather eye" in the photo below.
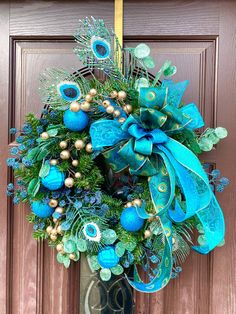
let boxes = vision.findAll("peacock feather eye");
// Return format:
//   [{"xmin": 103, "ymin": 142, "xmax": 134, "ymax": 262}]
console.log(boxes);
[
  {"xmin": 83, "ymin": 222, "xmax": 101, "ymax": 242},
  {"xmin": 90, "ymin": 36, "xmax": 111, "ymax": 60},
  {"xmin": 57, "ymin": 81, "xmax": 81, "ymax": 101}
]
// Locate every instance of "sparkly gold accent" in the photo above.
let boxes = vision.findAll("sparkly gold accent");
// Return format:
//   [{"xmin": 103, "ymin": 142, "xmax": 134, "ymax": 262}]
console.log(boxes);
[
  {"xmin": 147, "ymin": 91, "xmax": 156, "ymax": 100},
  {"xmin": 161, "ymin": 168, "xmax": 168, "ymax": 176},
  {"xmin": 158, "ymin": 182, "xmax": 167, "ymax": 193}
]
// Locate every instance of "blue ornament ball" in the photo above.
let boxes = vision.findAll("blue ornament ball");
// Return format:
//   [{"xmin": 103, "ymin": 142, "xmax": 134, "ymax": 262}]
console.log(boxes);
[
  {"xmin": 120, "ymin": 206, "xmax": 145, "ymax": 232},
  {"xmin": 31, "ymin": 200, "xmax": 54, "ymax": 218},
  {"xmin": 63, "ymin": 109, "xmax": 89, "ymax": 132},
  {"xmin": 98, "ymin": 246, "xmax": 119, "ymax": 268},
  {"xmin": 41, "ymin": 166, "xmax": 65, "ymax": 190}
]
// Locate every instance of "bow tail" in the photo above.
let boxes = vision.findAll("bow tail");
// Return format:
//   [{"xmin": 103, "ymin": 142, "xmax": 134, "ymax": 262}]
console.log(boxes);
[
  {"xmin": 192, "ymin": 194, "xmax": 225, "ymax": 254},
  {"xmin": 126, "ymin": 215, "xmax": 173, "ymax": 293}
]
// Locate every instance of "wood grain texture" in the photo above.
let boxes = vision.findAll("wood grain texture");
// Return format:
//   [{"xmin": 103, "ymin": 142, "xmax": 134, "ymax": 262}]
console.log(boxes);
[{"xmin": 10, "ymin": 0, "xmax": 114, "ymax": 36}]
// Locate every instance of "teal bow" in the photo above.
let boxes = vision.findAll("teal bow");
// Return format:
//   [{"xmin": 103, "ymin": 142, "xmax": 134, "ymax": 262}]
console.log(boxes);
[{"xmin": 89, "ymin": 83, "xmax": 225, "ymax": 293}]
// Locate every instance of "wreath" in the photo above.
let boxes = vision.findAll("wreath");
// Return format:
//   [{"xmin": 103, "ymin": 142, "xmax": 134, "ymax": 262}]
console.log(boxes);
[{"xmin": 7, "ymin": 17, "xmax": 228, "ymax": 293}]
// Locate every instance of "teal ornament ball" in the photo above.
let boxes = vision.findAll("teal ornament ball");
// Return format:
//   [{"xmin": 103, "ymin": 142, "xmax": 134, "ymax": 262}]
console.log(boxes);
[
  {"xmin": 98, "ymin": 246, "xmax": 119, "ymax": 268},
  {"xmin": 120, "ymin": 206, "xmax": 145, "ymax": 232},
  {"xmin": 31, "ymin": 200, "xmax": 54, "ymax": 218},
  {"xmin": 41, "ymin": 166, "xmax": 65, "ymax": 190},
  {"xmin": 63, "ymin": 109, "xmax": 89, "ymax": 132}
]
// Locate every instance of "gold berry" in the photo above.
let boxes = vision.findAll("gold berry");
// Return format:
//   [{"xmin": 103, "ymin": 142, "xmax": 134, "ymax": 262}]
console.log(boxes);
[
  {"xmin": 59, "ymin": 141, "xmax": 68, "ymax": 149},
  {"xmin": 57, "ymin": 225, "xmax": 62, "ymax": 234},
  {"xmin": 133, "ymin": 198, "xmax": 142, "ymax": 207},
  {"xmin": 49, "ymin": 199, "xmax": 58, "ymax": 208},
  {"xmin": 126, "ymin": 202, "xmax": 132, "ymax": 208},
  {"xmin": 102, "ymin": 100, "xmax": 110, "ymax": 108},
  {"xmin": 53, "ymin": 218, "xmax": 58, "ymax": 223},
  {"xmin": 110, "ymin": 90, "xmax": 118, "ymax": 98},
  {"xmin": 46, "ymin": 226, "xmax": 53, "ymax": 234},
  {"xmin": 85, "ymin": 143, "xmax": 93, "ymax": 153},
  {"xmin": 56, "ymin": 243, "xmax": 64, "ymax": 252},
  {"xmin": 65, "ymin": 177, "xmax": 74, "ymax": 188},
  {"xmin": 123, "ymin": 104, "xmax": 132, "ymax": 114},
  {"xmin": 75, "ymin": 172, "xmax": 82, "ymax": 179},
  {"xmin": 51, "ymin": 228, "xmax": 57, "ymax": 236},
  {"xmin": 55, "ymin": 207, "xmax": 64, "ymax": 214},
  {"xmin": 113, "ymin": 110, "xmax": 121, "ymax": 118},
  {"xmin": 50, "ymin": 159, "xmax": 58, "ymax": 166},
  {"xmin": 70, "ymin": 101, "xmax": 80, "ymax": 112},
  {"xmin": 72, "ymin": 159, "xmax": 79, "ymax": 167},
  {"xmin": 74, "ymin": 139, "xmax": 85, "ymax": 150},
  {"xmin": 106, "ymin": 106, "xmax": 114, "ymax": 114},
  {"xmin": 85, "ymin": 94, "xmax": 93, "ymax": 102},
  {"xmin": 41, "ymin": 132, "xmax": 49, "ymax": 140},
  {"xmin": 144, "ymin": 230, "xmax": 152, "ymax": 239},
  {"xmin": 60, "ymin": 150, "xmax": 70, "ymax": 160},
  {"xmin": 118, "ymin": 117, "xmax": 126, "ymax": 124},
  {"xmin": 89, "ymin": 88, "xmax": 97, "ymax": 96},
  {"xmin": 81, "ymin": 101, "xmax": 90, "ymax": 112},
  {"xmin": 69, "ymin": 253, "xmax": 75, "ymax": 260},
  {"xmin": 50, "ymin": 234, "xmax": 57, "ymax": 241},
  {"xmin": 118, "ymin": 91, "xmax": 127, "ymax": 100}
]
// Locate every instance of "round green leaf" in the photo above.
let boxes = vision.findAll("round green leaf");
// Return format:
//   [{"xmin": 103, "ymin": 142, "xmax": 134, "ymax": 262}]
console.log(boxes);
[
  {"xmin": 115, "ymin": 242, "xmax": 126, "ymax": 257},
  {"xmin": 57, "ymin": 252, "xmax": 65, "ymax": 264},
  {"xmin": 88, "ymin": 255, "xmax": 100, "ymax": 271},
  {"xmin": 100, "ymin": 268, "xmax": 111, "ymax": 281},
  {"xmin": 215, "ymin": 127, "xmax": 228, "ymax": 139},
  {"xmin": 102, "ymin": 229, "xmax": 117, "ymax": 244},
  {"xmin": 163, "ymin": 65, "xmax": 177, "ymax": 77},
  {"xmin": 134, "ymin": 43, "xmax": 150, "ymax": 59},
  {"xmin": 111, "ymin": 264, "xmax": 124, "ymax": 275},
  {"xmin": 143, "ymin": 56, "xmax": 155, "ymax": 69},
  {"xmin": 76, "ymin": 238, "xmax": 87, "ymax": 252},
  {"xmin": 217, "ymin": 239, "xmax": 225, "ymax": 247},
  {"xmin": 124, "ymin": 240, "xmax": 137, "ymax": 252},
  {"xmin": 64, "ymin": 239, "xmax": 76, "ymax": 253},
  {"xmin": 161, "ymin": 60, "xmax": 172, "ymax": 71}
]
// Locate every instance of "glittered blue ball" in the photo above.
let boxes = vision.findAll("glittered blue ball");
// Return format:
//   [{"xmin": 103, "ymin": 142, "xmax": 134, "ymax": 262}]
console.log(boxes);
[
  {"xmin": 98, "ymin": 246, "xmax": 119, "ymax": 268},
  {"xmin": 120, "ymin": 206, "xmax": 145, "ymax": 232},
  {"xmin": 31, "ymin": 200, "xmax": 54, "ymax": 218},
  {"xmin": 41, "ymin": 166, "xmax": 65, "ymax": 190},
  {"xmin": 63, "ymin": 109, "xmax": 89, "ymax": 132}
]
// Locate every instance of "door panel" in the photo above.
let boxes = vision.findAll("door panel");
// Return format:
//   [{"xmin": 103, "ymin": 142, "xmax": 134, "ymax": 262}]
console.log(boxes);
[{"xmin": 1, "ymin": 1, "xmax": 235, "ymax": 313}]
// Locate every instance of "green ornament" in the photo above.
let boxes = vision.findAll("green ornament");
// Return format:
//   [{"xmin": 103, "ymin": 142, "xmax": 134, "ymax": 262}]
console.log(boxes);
[
  {"xmin": 115, "ymin": 242, "xmax": 126, "ymax": 257},
  {"xmin": 111, "ymin": 264, "xmax": 124, "ymax": 275},
  {"xmin": 100, "ymin": 268, "xmax": 111, "ymax": 281},
  {"xmin": 215, "ymin": 127, "xmax": 228, "ymax": 139},
  {"xmin": 76, "ymin": 238, "xmax": 87, "ymax": 252},
  {"xmin": 88, "ymin": 255, "xmax": 100, "ymax": 271},
  {"xmin": 143, "ymin": 56, "xmax": 155, "ymax": 69},
  {"xmin": 64, "ymin": 239, "xmax": 77, "ymax": 253},
  {"xmin": 102, "ymin": 229, "xmax": 117, "ymax": 244},
  {"xmin": 134, "ymin": 43, "xmax": 150, "ymax": 59}
]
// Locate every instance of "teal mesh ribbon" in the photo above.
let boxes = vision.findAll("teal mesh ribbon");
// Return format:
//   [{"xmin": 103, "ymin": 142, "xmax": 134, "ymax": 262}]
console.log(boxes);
[{"xmin": 89, "ymin": 81, "xmax": 225, "ymax": 293}]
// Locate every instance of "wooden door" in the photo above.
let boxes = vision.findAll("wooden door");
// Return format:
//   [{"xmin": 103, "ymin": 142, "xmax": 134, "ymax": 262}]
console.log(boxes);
[{"xmin": 1, "ymin": 1, "xmax": 235, "ymax": 313}]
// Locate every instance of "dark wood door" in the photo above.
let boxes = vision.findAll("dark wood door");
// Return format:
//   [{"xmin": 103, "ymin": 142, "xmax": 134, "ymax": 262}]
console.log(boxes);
[{"xmin": 1, "ymin": 1, "xmax": 235, "ymax": 313}]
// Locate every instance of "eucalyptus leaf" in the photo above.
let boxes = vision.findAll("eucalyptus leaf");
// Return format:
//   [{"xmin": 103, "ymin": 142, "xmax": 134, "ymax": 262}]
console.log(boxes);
[
  {"xmin": 115, "ymin": 242, "xmax": 126, "ymax": 257},
  {"xmin": 76, "ymin": 238, "xmax": 87, "ymax": 252},
  {"xmin": 161, "ymin": 60, "xmax": 172, "ymax": 71},
  {"xmin": 100, "ymin": 268, "xmax": 111, "ymax": 281},
  {"xmin": 63, "ymin": 256, "xmax": 71, "ymax": 268},
  {"xmin": 111, "ymin": 264, "xmax": 123, "ymax": 275},
  {"xmin": 163, "ymin": 65, "xmax": 177, "ymax": 77},
  {"xmin": 61, "ymin": 221, "xmax": 72, "ymax": 231},
  {"xmin": 64, "ymin": 239, "xmax": 77, "ymax": 253},
  {"xmin": 57, "ymin": 252, "xmax": 65, "ymax": 264},
  {"xmin": 88, "ymin": 255, "xmax": 100, "ymax": 271},
  {"xmin": 27, "ymin": 178, "xmax": 40, "ymax": 197},
  {"xmin": 143, "ymin": 56, "xmax": 155, "ymax": 69},
  {"xmin": 47, "ymin": 128, "xmax": 58, "ymax": 137},
  {"xmin": 39, "ymin": 161, "xmax": 50, "ymax": 178},
  {"xmin": 134, "ymin": 43, "xmax": 150, "ymax": 59},
  {"xmin": 102, "ymin": 229, "xmax": 117, "ymax": 244}
]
